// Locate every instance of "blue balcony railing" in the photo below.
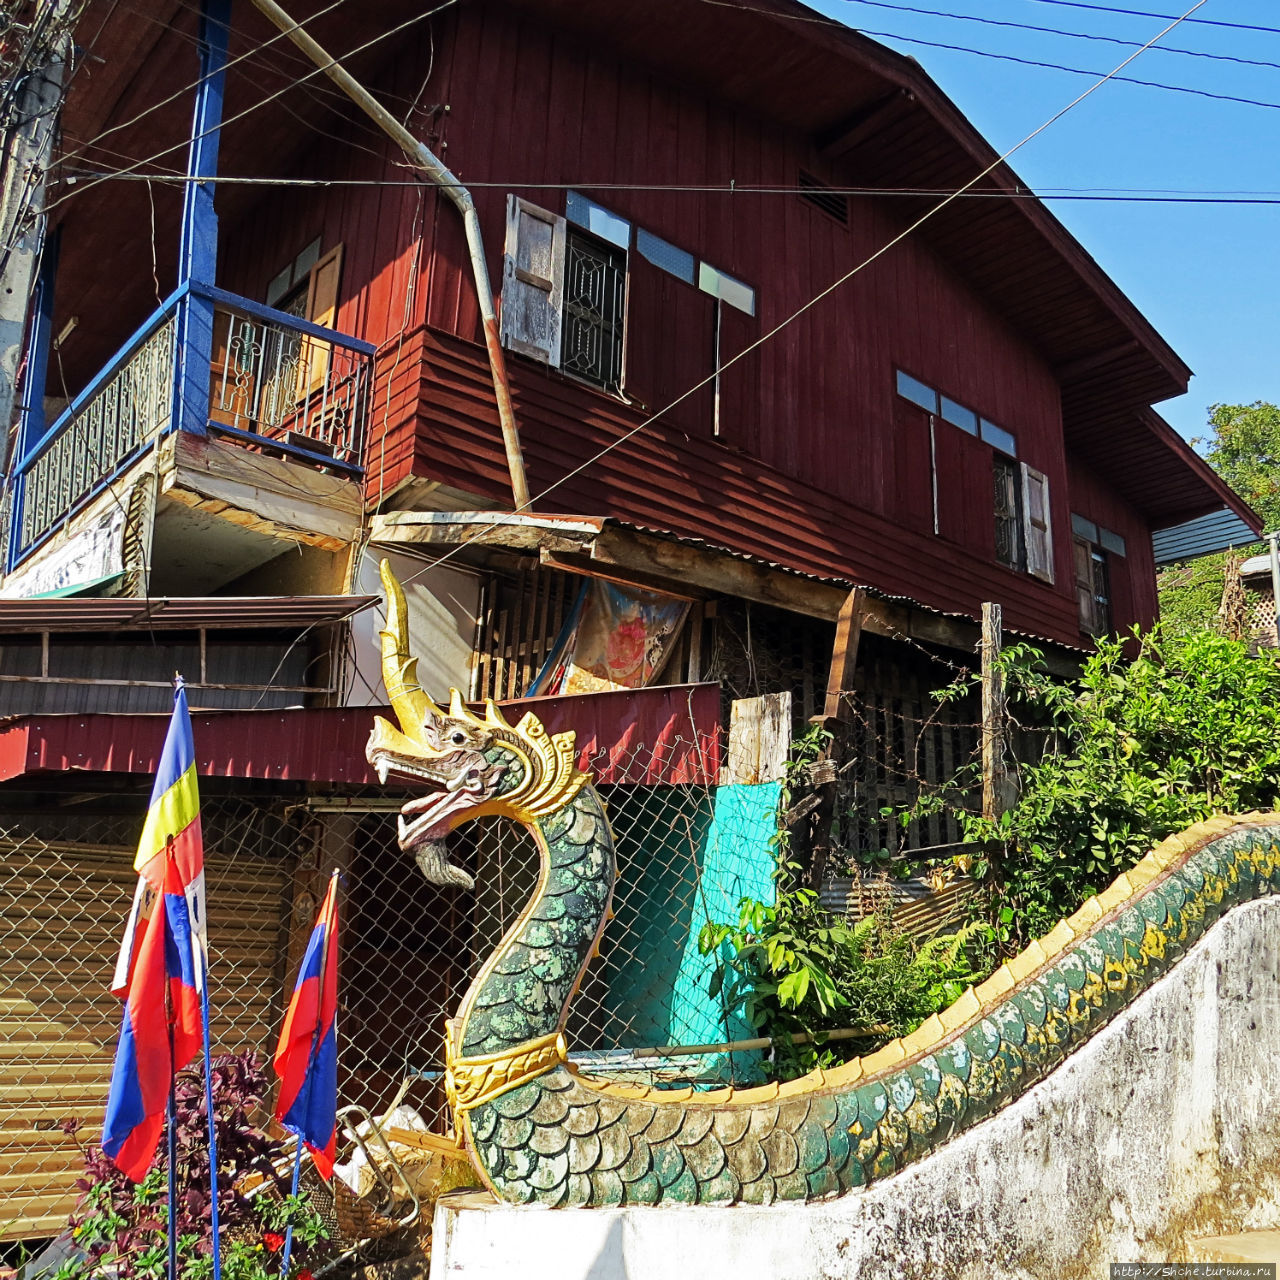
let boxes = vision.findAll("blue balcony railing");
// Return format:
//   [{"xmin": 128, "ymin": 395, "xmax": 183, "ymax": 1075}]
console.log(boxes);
[{"xmin": 5, "ymin": 281, "xmax": 375, "ymax": 572}]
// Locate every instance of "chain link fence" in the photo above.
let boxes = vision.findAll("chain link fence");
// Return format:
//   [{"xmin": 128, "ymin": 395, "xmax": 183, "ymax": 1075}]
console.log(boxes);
[{"xmin": 1, "ymin": 729, "xmax": 775, "ymax": 1242}]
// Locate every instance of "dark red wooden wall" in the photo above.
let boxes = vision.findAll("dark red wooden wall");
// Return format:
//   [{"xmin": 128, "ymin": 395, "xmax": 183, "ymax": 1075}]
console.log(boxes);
[{"xmin": 214, "ymin": 0, "xmax": 1157, "ymax": 650}]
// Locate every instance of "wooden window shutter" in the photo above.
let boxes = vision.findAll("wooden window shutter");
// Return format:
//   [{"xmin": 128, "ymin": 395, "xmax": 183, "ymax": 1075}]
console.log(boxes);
[
  {"xmin": 301, "ymin": 244, "xmax": 343, "ymax": 393},
  {"xmin": 1073, "ymin": 535, "xmax": 1096, "ymax": 633},
  {"xmin": 500, "ymin": 196, "xmax": 565, "ymax": 365},
  {"xmin": 1020, "ymin": 462, "xmax": 1054, "ymax": 584}
]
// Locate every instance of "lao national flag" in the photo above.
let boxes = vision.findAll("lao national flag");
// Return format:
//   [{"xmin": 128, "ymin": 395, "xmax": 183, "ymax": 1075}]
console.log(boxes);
[
  {"xmin": 102, "ymin": 852, "xmax": 203, "ymax": 1180},
  {"xmin": 274, "ymin": 872, "xmax": 340, "ymax": 1179},
  {"xmin": 112, "ymin": 680, "xmax": 208, "ymax": 998}
]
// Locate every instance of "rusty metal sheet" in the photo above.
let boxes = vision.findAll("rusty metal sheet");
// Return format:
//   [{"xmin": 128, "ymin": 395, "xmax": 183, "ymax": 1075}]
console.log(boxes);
[{"xmin": 0, "ymin": 683, "xmax": 722, "ymax": 787}]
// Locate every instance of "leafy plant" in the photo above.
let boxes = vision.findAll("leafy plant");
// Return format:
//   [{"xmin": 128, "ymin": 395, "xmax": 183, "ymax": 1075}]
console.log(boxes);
[
  {"xmin": 905, "ymin": 627, "xmax": 1280, "ymax": 950},
  {"xmin": 63, "ymin": 1052, "xmax": 326, "ymax": 1280},
  {"xmin": 699, "ymin": 882, "xmax": 993, "ymax": 1079}
]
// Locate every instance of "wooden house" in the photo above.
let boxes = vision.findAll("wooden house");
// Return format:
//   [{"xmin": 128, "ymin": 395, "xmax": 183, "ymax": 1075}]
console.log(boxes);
[{"xmin": 0, "ymin": 0, "xmax": 1263, "ymax": 1241}]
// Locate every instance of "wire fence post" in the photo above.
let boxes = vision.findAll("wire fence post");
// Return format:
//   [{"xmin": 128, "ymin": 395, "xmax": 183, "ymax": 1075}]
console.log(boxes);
[{"xmin": 980, "ymin": 602, "xmax": 1009, "ymax": 822}]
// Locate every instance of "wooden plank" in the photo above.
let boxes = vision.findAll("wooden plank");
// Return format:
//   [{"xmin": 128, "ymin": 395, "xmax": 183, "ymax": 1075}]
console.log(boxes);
[
  {"xmin": 164, "ymin": 431, "xmax": 363, "ymax": 546},
  {"xmin": 980, "ymin": 601, "xmax": 1009, "ymax": 821},
  {"xmin": 823, "ymin": 587, "xmax": 867, "ymax": 723},
  {"xmin": 723, "ymin": 693, "xmax": 792, "ymax": 785}
]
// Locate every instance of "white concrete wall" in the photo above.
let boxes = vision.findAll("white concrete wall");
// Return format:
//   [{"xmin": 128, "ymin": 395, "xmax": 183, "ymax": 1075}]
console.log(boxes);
[
  {"xmin": 431, "ymin": 898, "xmax": 1280, "ymax": 1280},
  {"xmin": 344, "ymin": 548, "xmax": 480, "ymax": 706}
]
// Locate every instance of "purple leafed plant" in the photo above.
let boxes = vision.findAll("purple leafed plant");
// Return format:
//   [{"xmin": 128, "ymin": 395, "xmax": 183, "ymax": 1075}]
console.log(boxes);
[{"xmin": 65, "ymin": 1051, "xmax": 326, "ymax": 1280}]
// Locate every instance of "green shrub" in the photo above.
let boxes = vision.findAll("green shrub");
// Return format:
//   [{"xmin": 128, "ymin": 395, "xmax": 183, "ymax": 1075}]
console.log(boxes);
[{"xmin": 941, "ymin": 628, "xmax": 1280, "ymax": 947}]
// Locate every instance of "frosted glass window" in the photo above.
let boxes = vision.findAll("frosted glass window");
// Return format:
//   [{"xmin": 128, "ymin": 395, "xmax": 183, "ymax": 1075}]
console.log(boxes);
[
  {"xmin": 1071, "ymin": 513, "xmax": 1099, "ymax": 542},
  {"xmin": 566, "ymin": 191, "xmax": 631, "ymax": 249},
  {"xmin": 895, "ymin": 370, "xmax": 937, "ymax": 413},
  {"xmin": 698, "ymin": 261, "xmax": 756, "ymax": 315},
  {"xmin": 980, "ymin": 418, "xmax": 1017, "ymax": 457},
  {"xmin": 940, "ymin": 396, "xmax": 977, "ymax": 434},
  {"xmin": 1099, "ymin": 526, "xmax": 1127, "ymax": 557},
  {"xmin": 636, "ymin": 228, "xmax": 695, "ymax": 283}
]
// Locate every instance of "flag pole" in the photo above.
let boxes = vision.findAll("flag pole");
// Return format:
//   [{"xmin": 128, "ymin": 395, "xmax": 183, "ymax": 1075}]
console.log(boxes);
[
  {"xmin": 166, "ymin": 970, "xmax": 178, "ymax": 1280},
  {"xmin": 197, "ymin": 909, "xmax": 223, "ymax": 1280},
  {"xmin": 280, "ymin": 870, "xmax": 338, "ymax": 1278}
]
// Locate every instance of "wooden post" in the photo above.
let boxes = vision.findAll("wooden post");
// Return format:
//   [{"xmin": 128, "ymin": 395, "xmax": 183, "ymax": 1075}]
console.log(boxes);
[
  {"xmin": 723, "ymin": 692, "xmax": 792, "ymax": 785},
  {"xmin": 980, "ymin": 602, "xmax": 1007, "ymax": 821},
  {"xmin": 806, "ymin": 588, "xmax": 867, "ymax": 890}
]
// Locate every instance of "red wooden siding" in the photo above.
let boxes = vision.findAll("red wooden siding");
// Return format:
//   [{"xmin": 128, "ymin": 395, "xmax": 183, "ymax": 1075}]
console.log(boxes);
[
  {"xmin": 1066, "ymin": 455, "xmax": 1158, "ymax": 634},
  {"xmin": 210, "ymin": 0, "xmax": 1159, "ymax": 649}
]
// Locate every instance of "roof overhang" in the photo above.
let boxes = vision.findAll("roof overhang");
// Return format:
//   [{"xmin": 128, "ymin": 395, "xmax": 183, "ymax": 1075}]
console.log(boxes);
[
  {"xmin": 0, "ymin": 594, "xmax": 379, "ymax": 633},
  {"xmin": 371, "ymin": 510, "xmax": 1087, "ymax": 670},
  {"xmin": 1067, "ymin": 410, "xmax": 1262, "ymax": 533}
]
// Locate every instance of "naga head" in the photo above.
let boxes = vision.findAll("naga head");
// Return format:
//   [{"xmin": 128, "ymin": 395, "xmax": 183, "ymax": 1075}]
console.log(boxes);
[{"xmin": 367, "ymin": 561, "xmax": 591, "ymax": 889}]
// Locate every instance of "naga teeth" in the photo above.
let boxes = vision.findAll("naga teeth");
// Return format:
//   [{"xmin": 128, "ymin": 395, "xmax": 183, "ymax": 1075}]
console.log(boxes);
[{"xmin": 377, "ymin": 760, "xmax": 389, "ymax": 784}]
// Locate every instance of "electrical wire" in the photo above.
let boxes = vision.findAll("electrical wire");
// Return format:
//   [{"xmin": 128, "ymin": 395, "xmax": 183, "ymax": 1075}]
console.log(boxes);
[
  {"xmin": 391, "ymin": 0, "xmax": 1211, "ymax": 595},
  {"xmin": 53, "ymin": 0, "xmax": 351, "ymax": 174},
  {"xmin": 1022, "ymin": 0, "xmax": 1280, "ymax": 37},
  {"xmin": 50, "ymin": 170, "xmax": 1280, "ymax": 205},
  {"xmin": 835, "ymin": 0, "xmax": 1280, "ymax": 71},
  {"xmin": 849, "ymin": 25, "xmax": 1280, "ymax": 109},
  {"xmin": 695, "ymin": 0, "xmax": 1280, "ymax": 112},
  {"xmin": 41, "ymin": 0, "xmax": 463, "ymax": 219}
]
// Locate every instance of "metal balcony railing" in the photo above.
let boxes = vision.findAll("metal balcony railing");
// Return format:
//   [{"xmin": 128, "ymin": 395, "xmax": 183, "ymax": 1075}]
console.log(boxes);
[{"xmin": 5, "ymin": 282, "xmax": 374, "ymax": 572}]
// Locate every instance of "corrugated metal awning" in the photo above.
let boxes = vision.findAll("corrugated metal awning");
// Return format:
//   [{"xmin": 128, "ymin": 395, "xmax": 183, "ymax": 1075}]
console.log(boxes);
[
  {"xmin": 0, "ymin": 594, "xmax": 379, "ymax": 633},
  {"xmin": 0, "ymin": 683, "xmax": 722, "ymax": 786}
]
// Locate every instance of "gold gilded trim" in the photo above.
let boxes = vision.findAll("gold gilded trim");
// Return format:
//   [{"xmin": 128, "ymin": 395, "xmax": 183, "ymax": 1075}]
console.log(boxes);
[{"xmin": 446, "ymin": 1030, "xmax": 568, "ymax": 1114}]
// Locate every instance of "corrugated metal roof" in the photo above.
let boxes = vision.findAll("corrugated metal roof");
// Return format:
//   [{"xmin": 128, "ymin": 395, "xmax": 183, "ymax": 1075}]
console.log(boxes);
[
  {"xmin": 1152, "ymin": 509, "xmax": 1263, "ymax": 566},
  {"xmin": 374, "ymin": 510, "xmax": 1089, "ymax": 655},
  {"xmin": 0, "ymin": 683, "xmax": 723, "ymax": 786},
  {"xmin": 0, "ymin": 595, "xmax": 379, "ymax": 634}
]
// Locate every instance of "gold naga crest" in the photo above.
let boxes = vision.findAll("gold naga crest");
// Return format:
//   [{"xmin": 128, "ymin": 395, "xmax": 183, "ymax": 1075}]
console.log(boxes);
[{"xmin": 371, "ymin": 560, "xmax": 591, "ymax": 823}]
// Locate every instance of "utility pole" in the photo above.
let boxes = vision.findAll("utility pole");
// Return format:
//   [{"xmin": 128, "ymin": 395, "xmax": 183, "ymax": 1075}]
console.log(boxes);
[{"xmin": 0, "ymin": 0, "xmax": 75, "ymax": 473}]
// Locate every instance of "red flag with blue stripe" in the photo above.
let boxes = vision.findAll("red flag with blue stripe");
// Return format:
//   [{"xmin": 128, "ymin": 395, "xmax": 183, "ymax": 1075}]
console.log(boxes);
[
  {"xmin": 102, "ymin": 680, "xmax": 206, "ymax": 1181},
  {"xmin": 274, "ymin": 871, "xmax": 340, "ymax": 1179}
]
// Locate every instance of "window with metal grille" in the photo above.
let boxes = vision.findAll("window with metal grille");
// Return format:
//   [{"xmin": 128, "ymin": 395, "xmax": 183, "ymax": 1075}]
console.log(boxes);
[
  {"xmin": 560, "ymin": 229, "xmax": 627, "ymax": 392},
  {"xmin": 994, "ymin": 455, "xmax": 1024, "ymax": 571}
]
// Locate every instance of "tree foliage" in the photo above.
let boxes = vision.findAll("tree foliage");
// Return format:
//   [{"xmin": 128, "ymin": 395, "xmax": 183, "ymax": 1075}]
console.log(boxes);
[
  {"xmin": 1198, "ymin": 401, "xmax": 1280, "ymax": 532},
  {"xmin": 935, "ymin": 629, "xmax": 1280, "ymax": 948}
]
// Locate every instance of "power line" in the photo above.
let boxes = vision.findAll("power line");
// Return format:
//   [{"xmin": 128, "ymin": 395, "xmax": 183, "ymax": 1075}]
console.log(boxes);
[
  {"xmin": 41, "ymin": 0, "xmax": 463, "ymax": 219},
  {"xmin": 836, "ymin": 0, "xmax": 1280, "ymax": 71},
  {"xmin": 50, "ymin": 169, "xmax": 1280, "ymax": 205},
  {"xmin": 54, "ymin": 0, "xmax": 352, "ymax": 173},
  {"xmin": 696, "ymin": 0, "xmax": 1280, "ymax": 111},
  {"xmin": 1022, "ymin": 0, "xmax": 1280, "ymax": 37},
  {"xmin": 394, "ymin": 1, "xmax": 1211, "ymax": 594},
  {"xmin": 847, "ymin": 26, "xmax": 1280, "ymax": 111}
]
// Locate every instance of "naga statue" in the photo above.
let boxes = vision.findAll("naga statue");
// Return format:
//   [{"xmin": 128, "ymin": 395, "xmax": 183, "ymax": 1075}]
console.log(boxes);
[{"xmin": 368, "ymin": 561, "xmax": 1280, "ymax": 1209}]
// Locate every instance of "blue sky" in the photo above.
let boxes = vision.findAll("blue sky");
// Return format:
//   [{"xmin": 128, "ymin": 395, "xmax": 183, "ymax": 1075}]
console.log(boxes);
[{"xmin": 807, "ymin": 0, "xmax": 1280, "ymax": 444}]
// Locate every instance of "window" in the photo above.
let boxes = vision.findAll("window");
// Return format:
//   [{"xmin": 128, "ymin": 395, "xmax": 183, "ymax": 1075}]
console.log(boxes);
[
  {"xmin": 1071, "ymin": 514, "xmax": 1127, "ymax": 634},
  {"xmin": 895, "ymin": 369, "xmax": 1052, "ymax": 582},
  {"xmin": 994, "ymin": 456, "xmax": 1024, "ymax": 571},
  {"xmin": 560, "ymin": 229, "xmax": 627, "ymax": 391},
  {"xmin": 500, "ymin": 193, "xmax": 758, "ymax": 407}
]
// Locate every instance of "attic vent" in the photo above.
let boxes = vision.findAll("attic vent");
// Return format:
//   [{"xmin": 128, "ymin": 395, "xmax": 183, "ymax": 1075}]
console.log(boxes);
[{"xmin": 798, "ymin": 170, "xmax": 848, "ymax": 225}]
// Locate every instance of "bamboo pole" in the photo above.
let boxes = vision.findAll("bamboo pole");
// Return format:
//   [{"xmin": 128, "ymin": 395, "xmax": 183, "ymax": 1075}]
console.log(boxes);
[{"xmin": 631, "ymin": 1025, "xmax": 892, "ymax": 1060}]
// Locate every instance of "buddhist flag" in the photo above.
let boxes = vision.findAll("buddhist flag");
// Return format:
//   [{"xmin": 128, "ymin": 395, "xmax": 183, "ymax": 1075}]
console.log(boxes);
[
  {"xmin": 112, "ymin": 680, "xmax": 207, "ymax": 997},
  {"xmin": 102, "ymin": 679, "xmax": 207, "ymax": 1181},
  {"xmin": 274, "ymin": 871, "xmax": 340, "ymax": 1179}
]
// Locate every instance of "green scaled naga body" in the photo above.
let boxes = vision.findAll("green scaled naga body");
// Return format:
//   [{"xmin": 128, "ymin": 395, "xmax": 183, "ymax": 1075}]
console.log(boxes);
[{"xmin": 368, "ymin": 561, "xmax": 1280, "ymax": 1208}]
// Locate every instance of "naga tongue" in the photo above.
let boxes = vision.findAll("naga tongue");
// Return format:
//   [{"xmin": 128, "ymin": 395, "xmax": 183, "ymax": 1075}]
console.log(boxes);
[{"xmin": 414, "ymin": 840, "xmax": 475, "ymax": 891}]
